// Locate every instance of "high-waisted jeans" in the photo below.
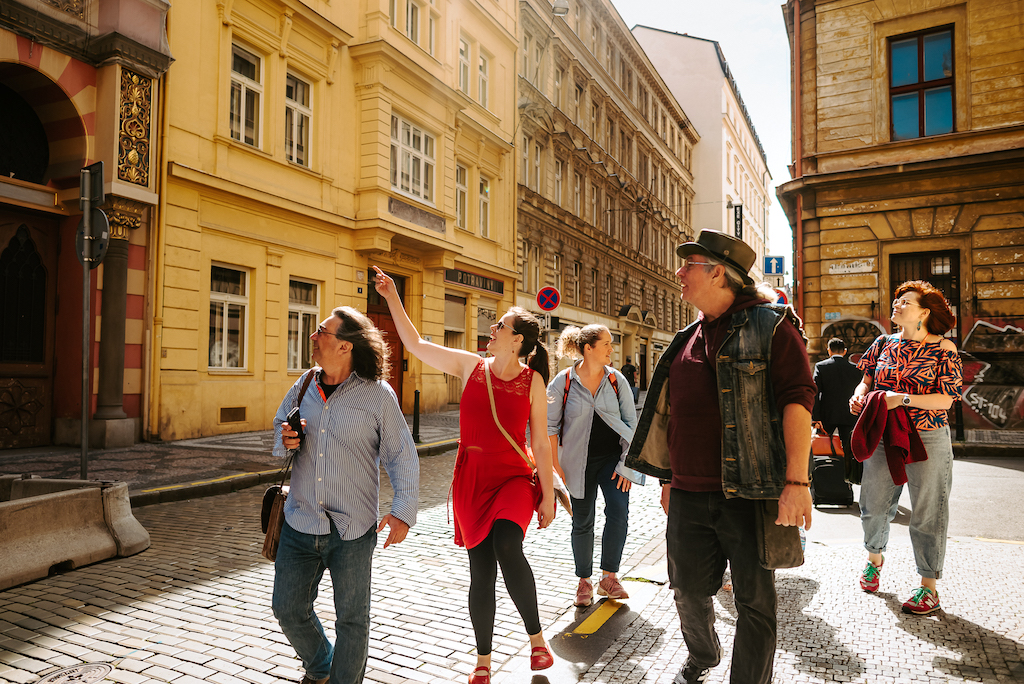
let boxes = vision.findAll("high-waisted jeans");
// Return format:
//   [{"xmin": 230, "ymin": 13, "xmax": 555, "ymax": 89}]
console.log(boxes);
[{"xmin": 859, "ymin": 423, "xmax": 954, "ymax": 579}]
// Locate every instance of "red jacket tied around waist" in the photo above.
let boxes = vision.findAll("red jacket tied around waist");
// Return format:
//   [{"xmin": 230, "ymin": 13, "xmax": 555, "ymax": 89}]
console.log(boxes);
[{"xmin": 851, "ymin": 390, "xmax": 928, "ymax": 485}]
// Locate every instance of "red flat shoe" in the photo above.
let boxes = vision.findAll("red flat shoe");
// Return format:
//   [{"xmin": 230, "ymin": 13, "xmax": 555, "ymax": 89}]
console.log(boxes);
[
  {"xmin": 469, "ymin": 666, "xmax": 490, "ymax": 684},
  {"xmin": 531, "ymin": 645, "xmax": 554, "ymax": 671}
]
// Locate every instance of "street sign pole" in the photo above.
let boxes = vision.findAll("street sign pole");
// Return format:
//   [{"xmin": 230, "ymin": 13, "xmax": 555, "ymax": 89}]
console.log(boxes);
[
  {"xmin": 79, "ymin": 162, "xmax": 104, "ymax": 479},
  {"xmin": 81, "ymin": 169, "xmax": 92, "ymax": 479}
]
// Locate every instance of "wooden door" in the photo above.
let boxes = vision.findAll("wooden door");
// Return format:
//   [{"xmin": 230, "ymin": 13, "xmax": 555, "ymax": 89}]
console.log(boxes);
[{"xmin": 0, "ymin": 210, "xmax": 58, "ymax": 448}]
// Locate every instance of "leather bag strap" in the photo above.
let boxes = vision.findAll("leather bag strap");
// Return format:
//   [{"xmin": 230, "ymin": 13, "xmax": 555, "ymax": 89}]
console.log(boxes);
[
  {"xmin": 483, "ymin": 360, "xmax": 535, "ymax": 471},
  {"xmin": 278, "ymin": 369, "xmax": 318, "ymax": 485}
]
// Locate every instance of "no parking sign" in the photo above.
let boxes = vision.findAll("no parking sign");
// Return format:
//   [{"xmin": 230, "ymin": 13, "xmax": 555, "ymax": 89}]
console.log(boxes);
[{"xmin": 537, "ymin": 286, "xmax": 560, "ymax": 311}]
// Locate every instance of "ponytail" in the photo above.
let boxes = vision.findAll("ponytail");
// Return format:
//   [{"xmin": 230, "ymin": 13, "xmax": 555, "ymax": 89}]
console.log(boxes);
[
  {"xmin": 528, "ymin": 342, "xmax": 551, "ymax": 385},
  {"xmin": 507, "ymin": 306, "xmax": 551, "ymax": 385}
]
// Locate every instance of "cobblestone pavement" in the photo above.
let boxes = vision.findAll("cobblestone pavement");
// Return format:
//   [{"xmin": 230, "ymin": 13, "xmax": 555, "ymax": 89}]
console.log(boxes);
[{"xmin": 3, "ymin": 447, "xmax": 1024, "ymax": 684}]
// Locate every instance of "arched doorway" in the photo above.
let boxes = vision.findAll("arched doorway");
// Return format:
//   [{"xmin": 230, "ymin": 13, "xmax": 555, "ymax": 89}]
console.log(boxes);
[{"xmin": 0, "ymin": 63, "xmax": 88, "ymax": 447}]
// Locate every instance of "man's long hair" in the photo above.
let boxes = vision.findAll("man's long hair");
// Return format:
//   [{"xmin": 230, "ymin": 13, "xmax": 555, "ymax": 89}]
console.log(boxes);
[{"xmin": 331, "ymin": 306, "xmax": 391, "ymax": 381}]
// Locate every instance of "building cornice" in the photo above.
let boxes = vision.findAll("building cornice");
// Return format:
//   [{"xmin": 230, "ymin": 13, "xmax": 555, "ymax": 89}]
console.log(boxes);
[{"xmin": 0, "ymin": 3, "xmax": 173, "ymax": 77}]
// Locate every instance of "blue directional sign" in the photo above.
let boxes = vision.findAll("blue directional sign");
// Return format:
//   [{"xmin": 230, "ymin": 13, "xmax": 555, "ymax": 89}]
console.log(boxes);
[
  {"xmin": 537, "ymin": 286, "xmax": 561, "ymax": 312},
  {"xmin": 764, "ymin": 256, "xmax": 785, "ymax": 275}
]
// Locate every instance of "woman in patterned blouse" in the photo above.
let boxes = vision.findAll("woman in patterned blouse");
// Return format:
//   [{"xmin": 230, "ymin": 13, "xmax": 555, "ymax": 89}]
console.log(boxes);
[{"xmin": 849, "ymin": 280, "xmax": 963, "ymax": 616}]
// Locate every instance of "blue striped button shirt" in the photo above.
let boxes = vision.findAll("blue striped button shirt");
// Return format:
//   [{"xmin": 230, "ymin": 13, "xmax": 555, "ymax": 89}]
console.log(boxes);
[{"xmin": 272, "ymin": 368, "xmax": 419, "ymax": 540}]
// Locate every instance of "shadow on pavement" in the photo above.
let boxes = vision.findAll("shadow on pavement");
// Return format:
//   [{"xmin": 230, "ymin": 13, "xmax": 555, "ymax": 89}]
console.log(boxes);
[
  {"xmin": 715, "ymin": 575, "xmax": 867, "ymax": 679},
  {"xmin": 882, "ymin": 593, "xmax": 1024, "ymax": 681}
]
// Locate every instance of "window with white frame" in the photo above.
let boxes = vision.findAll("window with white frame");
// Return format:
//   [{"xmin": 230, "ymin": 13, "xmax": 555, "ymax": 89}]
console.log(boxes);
[
  {"xmin": 428, "ymin": 0, "xmax": 437, "ymax": 56},
  {"xmin": 522, "ymin": 33, "xmax": 532, "ymax": 78},
  {"xmin": 285, "ymin": 73, "xmax": 311, "ymax": 167},
  {"xmin": 552, "ymin": 254, "xmax": 562, "ymax": 292},
  {"xmin": 479, "ymin": 175, "xmax": 490, "ymax": 237},
  {"xmin": 390, "ymin": 114, "xmax": 435, "ymax": 202},
  {"xmin": 590, "ymin": 268, "xmax": 597, "ymax": 310},
  {"xmin": 406, "ymin": 0, "xmax": 419, "ymax": 43},
  {"xmin": 455, "ymin": 163, "xmax": 467, "ymax": 229},
  {"xmin": 521, "ymin": 136, "xmax": 530, "ymax": 185},
  {"xmin": 230, "ymin": 44, "xmax": 262, "ymax": 147},
  {"xmin": 209, "ymin": 265, "xmax": 247, "ymax": 369},
  {"xmin": 478, "ymin": 54, "xmax": 489, "ymax": 108},
  {"xmin": 531, "ymin": 144, "xmax": 541, "ymax": 192},
  {"xmin": 554, "ymin": 159, "xmax": 563, "ymax": 206},
  {"xmin": 530, "ymin": 244, "xmax": 540, "ymax": 293},
  {"xmin": 459, "ymin": 39, "xmax": 470, "ymax": 94},
  {"xmin": 590, "ymin": 102, "xmax": 598, "ymax": 139},
  {"xmin": 288, "ymin": 279, "xmax": 318, "ymax": 370},
  {"xmin": 389, "ymin": 0, "xmax": 397, "ymax": 26},
  {"xmin": 590, "ymin": 183, "xmax": 598, "ymax": 224},
  {"xmin": 574, "ymin": 84, "xmax": 583, "ymax": 124},
  {"xmin": 572, "ymin": 261, "xmax": 581, "ymax": 304},
  {"xmin": 533, "ymin": 42, "xmax": 543, "ymax": 85},
  {"xmin": 574, "ymin": 172, "xmax": 582, "ymax": 215},
  {"xmin": 554, "ymin": 68, "xmax": 563, "ymax": 108}
]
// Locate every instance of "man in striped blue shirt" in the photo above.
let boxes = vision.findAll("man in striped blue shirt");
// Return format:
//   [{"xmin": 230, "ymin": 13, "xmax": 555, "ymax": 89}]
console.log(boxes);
[{"xmin": 272, "ymin": 306, "xmax": 419, "ymax": 684}]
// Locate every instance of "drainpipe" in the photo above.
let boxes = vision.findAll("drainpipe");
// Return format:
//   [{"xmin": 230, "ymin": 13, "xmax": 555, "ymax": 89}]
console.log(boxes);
[
  {"xmin": 793, "ymin": 0, "xmax": 805, "ymax": 323},
  {"xmin": 148, "ymin": 13, "xmax": 171, "ymax": 440}
]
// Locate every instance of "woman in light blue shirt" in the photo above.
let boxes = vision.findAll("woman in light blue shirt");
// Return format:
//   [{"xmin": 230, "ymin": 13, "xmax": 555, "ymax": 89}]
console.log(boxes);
[{"xmin": 547, "ymin": 324, "xmax": 641, "ymax": 607}]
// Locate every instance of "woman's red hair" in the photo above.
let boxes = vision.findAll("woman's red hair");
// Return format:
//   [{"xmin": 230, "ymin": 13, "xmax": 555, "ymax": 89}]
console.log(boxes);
[{"xmin": 895, "ymin": 280, "xmax": 956, "ymax": 335}]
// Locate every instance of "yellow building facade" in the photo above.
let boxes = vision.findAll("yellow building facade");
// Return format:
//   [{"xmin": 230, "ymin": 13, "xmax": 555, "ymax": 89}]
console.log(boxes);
[
  {"xmin": 778, "ymin": 0, "xmax": 1024, "ymax": 446},
  {"xmin": 151, "ymin": 0, "xmax": 520, "ymax": 440}
]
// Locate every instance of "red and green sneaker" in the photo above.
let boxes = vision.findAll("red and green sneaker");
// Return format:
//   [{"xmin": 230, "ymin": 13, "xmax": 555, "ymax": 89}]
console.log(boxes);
[
  {"xmin": 859, "ymin": 556, "xmax": 883, "ymax": 593},
  {"xmin": 902, "ymin": 586, "xmax": 941, "ymax": 615}
]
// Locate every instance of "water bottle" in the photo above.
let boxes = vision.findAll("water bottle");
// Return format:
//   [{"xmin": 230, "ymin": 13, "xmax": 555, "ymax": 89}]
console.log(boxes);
[{"xmin": 799, "ymin": 526, "xmax": 807, "ymax": 552}]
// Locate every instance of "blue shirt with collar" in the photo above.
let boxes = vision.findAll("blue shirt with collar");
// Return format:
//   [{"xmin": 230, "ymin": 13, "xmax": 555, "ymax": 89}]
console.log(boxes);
[
  {"xmin": 273, "ymin": 368, "xmax": 419, "ymax": 540},
  {"xmin": 546, "ymin": 363, "xmax": 642, "ymax": 499}
]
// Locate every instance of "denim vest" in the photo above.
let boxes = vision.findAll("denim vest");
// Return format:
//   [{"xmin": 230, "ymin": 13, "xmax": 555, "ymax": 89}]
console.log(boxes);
[{"xmin": 626, "ymin": 303, "xmax": 799, "ymax": 499}]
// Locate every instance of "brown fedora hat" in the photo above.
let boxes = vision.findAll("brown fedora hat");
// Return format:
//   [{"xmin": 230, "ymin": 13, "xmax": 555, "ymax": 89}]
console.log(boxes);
[{"xmin": 676, "ymin": 230, "xmax": 755, "ymax": 286}]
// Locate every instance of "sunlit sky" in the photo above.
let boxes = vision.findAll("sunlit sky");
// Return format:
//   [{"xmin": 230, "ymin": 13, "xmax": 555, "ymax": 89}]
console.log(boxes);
[{"xmin": 615, "ymin": 0, "xmax": 795, "ymax": 275}]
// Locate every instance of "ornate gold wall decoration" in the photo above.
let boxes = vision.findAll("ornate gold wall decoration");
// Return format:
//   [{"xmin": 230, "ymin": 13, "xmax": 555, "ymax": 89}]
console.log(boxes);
[
  {"xmin": 106, "ymin": 196, "xmax": 147, "ymax": 240},
  {"xmin": 118, "ymin": 69, "xmax": 153, "ymax": 186},
  {"xmin": 43, "ymin": 0, "xmax": 84, "ymax": 20}
]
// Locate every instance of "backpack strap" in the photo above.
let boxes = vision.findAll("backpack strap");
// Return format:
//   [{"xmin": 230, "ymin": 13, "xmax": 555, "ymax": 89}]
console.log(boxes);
[{"xmin": 558, "ymin": 364, "xmax": 620, "ymax": 446}]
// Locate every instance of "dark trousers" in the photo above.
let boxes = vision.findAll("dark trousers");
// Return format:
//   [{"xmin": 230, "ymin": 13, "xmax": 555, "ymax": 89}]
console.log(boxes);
[
  {"xmin": 666, "ymin": 489, "xmax": 777, "ymax": 684},
  {"xmin": 823, "ymin": 422, "xmax": 861, "ymax": 484}
]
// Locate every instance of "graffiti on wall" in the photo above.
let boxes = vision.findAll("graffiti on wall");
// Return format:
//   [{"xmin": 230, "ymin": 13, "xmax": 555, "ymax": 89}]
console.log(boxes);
[
  {"xmin": 820, "ymin": 318, "xmax": 888, "ymax": 357},
  {"xmin": 960, "ymin": 320, "xmax": 1024, "ymax": 432}
]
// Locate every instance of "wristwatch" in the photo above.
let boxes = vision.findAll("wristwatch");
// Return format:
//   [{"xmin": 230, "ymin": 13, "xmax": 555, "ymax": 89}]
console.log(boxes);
[{"xmin": 902, "ymin": 394, "xmax": 912, "ymax": 406}]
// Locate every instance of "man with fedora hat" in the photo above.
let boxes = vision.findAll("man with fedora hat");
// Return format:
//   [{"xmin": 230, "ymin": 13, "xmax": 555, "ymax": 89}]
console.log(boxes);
[{"xmin": 626, "ymin": 230, "xmax": 815, "ymax": 684}]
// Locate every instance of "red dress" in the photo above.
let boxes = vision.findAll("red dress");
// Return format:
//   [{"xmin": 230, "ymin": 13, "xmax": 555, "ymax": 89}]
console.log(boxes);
[{"xmin": 452, "ymin": 360, "xmax": 537, "ymax": 548}]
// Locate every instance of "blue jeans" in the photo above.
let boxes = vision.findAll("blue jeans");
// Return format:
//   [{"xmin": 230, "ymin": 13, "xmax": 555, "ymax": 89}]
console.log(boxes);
[
  {"xmin": 666, "ymin": 489, "xmax": 776, "ymax": 684},
  {"xmin": 570, "ymin": 458, "xmax": 630, "ymax": 577},
  {"xmin": 859, "ymin": 423, "xmax": 953, "ymax": 579},
  {"xmin": 272, "ymin": 521, "xmax": 376, "ymax": 684}
]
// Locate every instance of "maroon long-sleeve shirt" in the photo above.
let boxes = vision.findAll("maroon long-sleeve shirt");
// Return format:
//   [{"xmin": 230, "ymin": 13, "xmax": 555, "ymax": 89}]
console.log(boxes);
[{"xmin": 668, "ymin": 295, "xmax": 816, "ymax": 492}]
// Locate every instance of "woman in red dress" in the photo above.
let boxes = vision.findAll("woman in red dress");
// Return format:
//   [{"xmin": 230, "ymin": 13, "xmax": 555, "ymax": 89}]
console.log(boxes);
[{"xmin": 372, "ymin": 267, "xmax": 556, "ymax": 683}]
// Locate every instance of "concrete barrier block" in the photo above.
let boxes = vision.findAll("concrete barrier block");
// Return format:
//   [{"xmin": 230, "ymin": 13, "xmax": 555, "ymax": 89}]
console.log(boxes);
[
  {"xmin": 101, "ymin": 482, "xmax": 150, "ymax": 556},
  {"xmin": 0, "ymin": 488, "xmax": 116, "ymax": 591}
]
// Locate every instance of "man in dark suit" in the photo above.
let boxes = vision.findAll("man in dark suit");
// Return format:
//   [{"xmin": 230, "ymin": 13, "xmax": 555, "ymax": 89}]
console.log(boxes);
[{"xmin": 812, "ymin": 337, "xmax": 864, "ymax": 483}]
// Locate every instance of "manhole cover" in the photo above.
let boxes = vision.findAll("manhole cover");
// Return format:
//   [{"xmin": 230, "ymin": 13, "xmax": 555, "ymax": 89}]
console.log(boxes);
[{"xmin": 36, "ymin": 664, "xmax": 112, "ymax": 683}]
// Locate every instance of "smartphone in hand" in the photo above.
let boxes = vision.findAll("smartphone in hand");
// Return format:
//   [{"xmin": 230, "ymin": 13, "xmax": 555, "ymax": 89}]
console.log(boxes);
[{"xmin": 286, "ymin": 406, "xmax": 303, "ymax": 449}]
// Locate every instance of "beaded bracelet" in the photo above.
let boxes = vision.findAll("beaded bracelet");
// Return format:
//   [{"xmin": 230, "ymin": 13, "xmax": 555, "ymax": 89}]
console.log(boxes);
[{"xmin": 785, "ymin": 480, "xmax": 811, "ymax": 487}]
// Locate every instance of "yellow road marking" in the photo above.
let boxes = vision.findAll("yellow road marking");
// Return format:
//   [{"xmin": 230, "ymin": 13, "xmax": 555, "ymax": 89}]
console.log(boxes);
[
  {"xmin": 417, "ymin": 438, "xmax": 458, "ymax": 448},
  {"xmin": 140, "ymin": 470, "xmax": 280, "ymax": 493},
  {"xmin": 573, "ymin": 600, "xmax": 622, "ymax": 635},
  {"xmin": 975, "ymin": 536, "xmax": 1024, "ymax": 545}
]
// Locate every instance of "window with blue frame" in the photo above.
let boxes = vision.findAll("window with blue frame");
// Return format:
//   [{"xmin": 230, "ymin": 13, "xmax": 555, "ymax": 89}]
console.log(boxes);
[{"xmin": 889, "ymin": 27, "xmax": 954, "ymax": 141}]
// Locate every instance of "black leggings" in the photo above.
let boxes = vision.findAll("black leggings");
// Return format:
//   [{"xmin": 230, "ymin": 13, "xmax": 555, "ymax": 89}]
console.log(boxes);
[{"xmin": 466, "ymin": 519, "xmax": 542, "ymax": 655}]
